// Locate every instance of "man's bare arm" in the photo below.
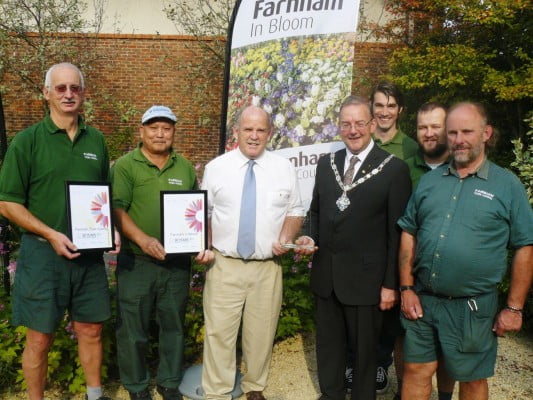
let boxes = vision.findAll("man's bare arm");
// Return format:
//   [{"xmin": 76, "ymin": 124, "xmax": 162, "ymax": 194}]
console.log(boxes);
[
  {"xmin": 0, "ymin": 201, "xmax": 79, "ymax": 259},
  {"xmin": 113, "ymin": 208, "xmax": 165, "ymax": 261},
  {"xmin": 493, "ymin": 245, "xmax": 533, "ymax": 336}
]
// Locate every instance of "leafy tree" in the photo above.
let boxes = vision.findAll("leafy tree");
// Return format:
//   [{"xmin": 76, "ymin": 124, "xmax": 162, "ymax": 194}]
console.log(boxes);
[
  {"xmin": 0, "ymin": 0, "xmax": 105, "ymax": 104},
  {"xmin": 366, "ymin": 0, "xmax": 532, "ymax": 162},
  {"xmin": 163, "ymin": 0, "xmax": 234, "ymax": 65}
]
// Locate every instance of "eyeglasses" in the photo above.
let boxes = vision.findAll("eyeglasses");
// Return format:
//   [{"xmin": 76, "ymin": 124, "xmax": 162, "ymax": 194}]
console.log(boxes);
[
  {"xmin": 340, "ymin": 119, "xmax": 372, "ymax": 131},
  {"xmin": 53, "ymin": 84, "xmax": 82, "ymax": 95}
]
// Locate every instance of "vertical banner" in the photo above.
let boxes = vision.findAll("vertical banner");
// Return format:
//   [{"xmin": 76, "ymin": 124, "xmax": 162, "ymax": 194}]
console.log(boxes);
[{"xmin": 223, "ymin": 0, "xmax": 361, "ymax": 208}]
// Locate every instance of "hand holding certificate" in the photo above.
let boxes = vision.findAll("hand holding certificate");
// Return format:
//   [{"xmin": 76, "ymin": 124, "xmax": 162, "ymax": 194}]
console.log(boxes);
[{"xmin": 161, "ymin": 190, "xmax": 208, "ymax": 254}]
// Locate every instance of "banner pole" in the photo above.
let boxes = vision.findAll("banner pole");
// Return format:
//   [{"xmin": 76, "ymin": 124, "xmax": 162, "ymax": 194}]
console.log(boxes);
[{"xmin": 218, "ymin": 0, "xmax": 243, "ymax": 155}]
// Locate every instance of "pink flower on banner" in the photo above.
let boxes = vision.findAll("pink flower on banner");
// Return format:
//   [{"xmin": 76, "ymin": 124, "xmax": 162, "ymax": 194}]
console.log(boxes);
[
  {"xmin": 185, "ymin": 199, "xmax": 203, "ymax": 232},
  {"xmin": 91, "ymin": 192, "xmax": 109, "ymax": 228}
]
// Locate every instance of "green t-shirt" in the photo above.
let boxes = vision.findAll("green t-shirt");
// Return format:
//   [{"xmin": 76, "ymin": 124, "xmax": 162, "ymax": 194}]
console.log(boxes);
[
  {"xmin": 0, "ymin": 114, "xmax": 110, "ymax": 234},
  {"xmin": 405, "ymin": 150, "xmax": 432, "ymax": 189},
  {"xmin": 374, "ymin": 129, "xmax": 419, "ymax": 161},
  {"xmin": 111, "ymin": 145, "xmax": 198, "ymax": 255},
  {"xmin": 398, "ymin": 159, "xmax": 533, "ymax": 297}
]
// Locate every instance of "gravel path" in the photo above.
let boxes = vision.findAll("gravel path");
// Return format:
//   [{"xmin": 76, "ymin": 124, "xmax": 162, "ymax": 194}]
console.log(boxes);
[{"xmin": 2, "ymin": 332, "xmax": 532, "ymax": 399}]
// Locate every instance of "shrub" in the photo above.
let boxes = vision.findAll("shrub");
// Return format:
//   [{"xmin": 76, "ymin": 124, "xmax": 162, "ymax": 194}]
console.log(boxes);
[{"xmin": 0, "ymin": 248, "xmax": 314, "ymax": 395}]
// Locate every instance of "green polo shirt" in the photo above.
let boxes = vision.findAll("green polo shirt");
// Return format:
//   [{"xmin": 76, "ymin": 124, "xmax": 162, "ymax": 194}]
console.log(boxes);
[
  {"xmin": 404, "ymin": 150, "xmax": 450, "ymax": 189},
  {"xmin": 374, "ymin": 129, "xmax": 419, "ymax": 160},
  {"xmin": 398, "ymin": 159, "xmax": 533, "ymax": 297},
  {"xmin": 111, "ymin": 145, "xmax": 198, "ymax": 255},
  {"xmin": 0, "ymin": 114, "xmax": 109, "ymax": 234}
]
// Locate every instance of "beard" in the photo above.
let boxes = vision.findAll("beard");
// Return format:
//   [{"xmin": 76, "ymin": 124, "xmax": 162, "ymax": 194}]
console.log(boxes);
[
  {"xmin": 424, "ymin": 142, "xmax": 448, "ymax": 159},
  {"xmin": 453, "ymin": 144, "xmax": 482, "ymax": 166}
]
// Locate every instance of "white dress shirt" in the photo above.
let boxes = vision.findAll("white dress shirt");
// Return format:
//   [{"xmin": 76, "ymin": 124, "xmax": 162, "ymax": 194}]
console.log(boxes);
[
  {"xmin": 343, "ymin": 140, "xmax": 374, "ymax": 182},
  {"xmin": 202, "ymin": 148, "xmax": 305, "ymax": 259}
]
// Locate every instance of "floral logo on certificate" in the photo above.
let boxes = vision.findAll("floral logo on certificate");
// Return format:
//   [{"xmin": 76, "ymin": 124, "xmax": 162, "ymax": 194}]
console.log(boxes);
[
  {"xmin": 91, "ymin": 192, "xmax": 110, "ymax": 228},
  {"xmin": 184, "ymin": 199, "xmax": 203, "ymax": 232}
]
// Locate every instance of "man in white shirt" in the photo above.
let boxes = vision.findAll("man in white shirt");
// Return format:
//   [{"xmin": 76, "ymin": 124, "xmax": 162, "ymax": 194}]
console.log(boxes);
[{"xmin": 198, "ymin": 105, "xmax": 305, "ymax": 400}]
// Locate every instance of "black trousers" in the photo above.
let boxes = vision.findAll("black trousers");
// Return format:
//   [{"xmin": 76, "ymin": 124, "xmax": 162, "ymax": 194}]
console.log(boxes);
[{"xmin": 316, "ymin": 293, "xmax": 382, "ymax": 400}]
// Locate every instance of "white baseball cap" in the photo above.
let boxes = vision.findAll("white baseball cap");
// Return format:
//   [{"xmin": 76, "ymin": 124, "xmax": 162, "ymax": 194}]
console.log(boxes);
[{"xmin": 141, "ymin": 105, "xmax": 177, "ymax": 125}]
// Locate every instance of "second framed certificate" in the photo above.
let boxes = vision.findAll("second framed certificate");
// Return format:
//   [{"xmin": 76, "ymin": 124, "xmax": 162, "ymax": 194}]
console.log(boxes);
[{"xmin": 161, "ymin": 190, "xmax": 208, "ymax": 254}]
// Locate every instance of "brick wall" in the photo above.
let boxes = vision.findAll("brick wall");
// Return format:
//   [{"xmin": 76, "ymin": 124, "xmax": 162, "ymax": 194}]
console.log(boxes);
[{"xmin": 1, "ymin": 34, "xmax": 392, "ymax": 168}]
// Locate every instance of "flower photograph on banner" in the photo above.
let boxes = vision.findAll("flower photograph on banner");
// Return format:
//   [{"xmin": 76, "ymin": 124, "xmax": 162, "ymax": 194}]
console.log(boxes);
[{"xmin": 227, "ymin": 34, "xmax": 354, "ymax": 150}]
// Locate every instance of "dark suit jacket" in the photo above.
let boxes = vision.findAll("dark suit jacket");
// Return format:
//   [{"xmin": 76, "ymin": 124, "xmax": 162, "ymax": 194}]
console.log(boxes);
[{"xmin": 309, "ymin": 144, "xmax": 411, "ymax": 305}]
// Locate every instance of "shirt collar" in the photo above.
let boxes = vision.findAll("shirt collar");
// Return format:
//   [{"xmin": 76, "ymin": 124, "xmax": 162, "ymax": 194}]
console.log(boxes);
[
  {"xmin": 236, "ymin": 147, "xmax": 267, "ymax": 168},
  {"xmin": 346, "ymin": 139, "xmax": 374, "ymax": 164},
  {"xmin": 43, "ymin": 113, "xmax": 86, "ymax": 136},
  {"xmin": 373, "ymin": 129, "xmax": 403, "ymax": 145},
  {"xmin": 133, "ymin": 143, "xmax": 177, "ymax": 165},
  {"xmin": 444, "ymin": 157, "xmax": 489, "ymax": 180}
]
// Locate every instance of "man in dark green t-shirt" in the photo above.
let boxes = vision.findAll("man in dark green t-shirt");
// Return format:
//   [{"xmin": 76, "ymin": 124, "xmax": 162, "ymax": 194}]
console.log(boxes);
[
  {"xmin": 0, "ymin": 63, "xmax": 111, "ymax": 400},
  {"xmin": 399, "ymin": 102, "xmax": 533, "ymax": 400},
  {"xmin": 112, "ymin": 105, "xmax": 212, "ymax": 400}
]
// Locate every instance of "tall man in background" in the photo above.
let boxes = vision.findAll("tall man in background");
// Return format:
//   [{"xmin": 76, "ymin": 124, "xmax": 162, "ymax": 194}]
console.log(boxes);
[
  {"xmin": 371, "ymin": 81, "xmax": 419, "ymax": 160},
  {"xmin": 112, "ymin": 105, "xmax": 209, "ymax": 400},
  {"xmin": 365, "ymin": 81, "xmax": 419, "ymax": 396},
  {"xmin": 199, "ymin": 105, "xmax": 305, "ymax": 400},
  {"xmin": 0, "ymin": 63, "xmax": 111, "ymax": 400},
  {"xmin": 399, "ymin": 102, "xmax": 533, "ymax": 400}
]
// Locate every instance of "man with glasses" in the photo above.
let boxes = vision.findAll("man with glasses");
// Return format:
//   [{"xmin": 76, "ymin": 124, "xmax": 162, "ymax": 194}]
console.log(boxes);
[
  {"xmin": 0, "ymin": 63, "xmax": 112, "ymax": 400},
  {"xmin": 297, "ymin": 96, "xmax": 411, "ymax": 399}
]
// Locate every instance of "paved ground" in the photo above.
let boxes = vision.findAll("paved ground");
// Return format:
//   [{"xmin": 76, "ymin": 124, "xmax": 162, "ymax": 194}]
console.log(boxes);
[{"xmin": 2, "ymin": 332, "xmax": 532, "ymax": 399}]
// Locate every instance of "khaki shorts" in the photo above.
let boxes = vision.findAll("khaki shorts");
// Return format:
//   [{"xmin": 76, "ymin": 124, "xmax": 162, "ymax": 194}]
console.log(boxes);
[
  {"xmin": 12, "ymin": 234, "xmax": 110, "ymax": 334},
  {"xmin": 402, "ymin": 290, "xmax": 498, "ymax": 382}
]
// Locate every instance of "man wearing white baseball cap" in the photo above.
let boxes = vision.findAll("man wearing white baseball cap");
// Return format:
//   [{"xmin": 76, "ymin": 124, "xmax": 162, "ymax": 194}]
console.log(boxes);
[{"xmin": 112, "ymin": 105, "xmax": 212, "ymax": 400}]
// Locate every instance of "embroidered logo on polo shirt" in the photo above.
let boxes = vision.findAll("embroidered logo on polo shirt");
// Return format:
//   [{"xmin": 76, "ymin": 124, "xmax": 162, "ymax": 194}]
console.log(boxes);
[
  {"xmin": 474, "ymin": 189, "xmax": 494, "ymax": 200},
  {"xmin": 84, "ymin": 152, "xmax": 98, "ymax": 160},
  {"xmin": 168, "ymin": 178, "xmax": 183, "ymax": 185}
]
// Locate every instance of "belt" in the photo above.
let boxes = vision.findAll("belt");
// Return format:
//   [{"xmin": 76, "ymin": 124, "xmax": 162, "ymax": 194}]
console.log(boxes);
[
  {"xmin": 213, "ymin": 248, "xmax": 274, "ymax": 262},
  {"xmin": 418, "ymin": 291, "xmax": 475, "ymax": 300}
]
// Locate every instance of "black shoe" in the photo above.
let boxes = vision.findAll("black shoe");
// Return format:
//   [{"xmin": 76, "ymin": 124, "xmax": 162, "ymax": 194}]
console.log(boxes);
[
  {"xmin": 375, "ymin": 366, "xmax": 389, "ymax": 394},
  {"xmin": 344, "ymin": 367, "xmax": 353, "ymax": 393},
  {"xmin": 156, "ymin": 385, "xmax": 183, "ymax": 400},
  {"xmin": 128, "ymin": 389, "xmax": 152, "ymax": 400}
]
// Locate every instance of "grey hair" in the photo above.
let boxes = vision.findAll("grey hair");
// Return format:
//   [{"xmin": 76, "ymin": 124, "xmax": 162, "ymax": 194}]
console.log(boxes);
[
  {"xmin": 44, "ymin": 62, "xmax": 85, "ymax": 89},
  {"xmin": 339, "ymin": 95, "xmax": 372, "ymax": 115}
]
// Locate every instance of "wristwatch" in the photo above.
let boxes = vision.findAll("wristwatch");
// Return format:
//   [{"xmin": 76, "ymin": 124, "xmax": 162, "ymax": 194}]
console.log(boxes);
[{"xmin": 399, "ymin": 285, "xmax": 415, "ymax": 293}]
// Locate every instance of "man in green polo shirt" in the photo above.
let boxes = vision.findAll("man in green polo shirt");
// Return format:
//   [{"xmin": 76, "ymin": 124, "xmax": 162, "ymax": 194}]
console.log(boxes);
[
  {"xmin": 371, "ymin": 81, "xmax": 419, "ymax": 161},
  {"xmin": 398, "ymin": 102, "xmax": 533, "ymax": 400},
  {"xmin": 112, "ymin": 105, "xmax": 212, "ymax": 400},
  {"xmin": 402, "ymin": 102, "xmax": 456, "ymax": 400},
  {"xmin": 0, "ymin": 63, "xmax": 111, "ymax": 400},
  {"xmin": 405, "ymin": 102, "xmax": 450, "ymax": 188}
]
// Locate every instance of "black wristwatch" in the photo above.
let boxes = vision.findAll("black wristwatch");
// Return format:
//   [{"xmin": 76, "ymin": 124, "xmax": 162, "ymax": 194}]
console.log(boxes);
[{"xmin": 399, "ymin": 285, "xmax": 415, "ymax": 293}]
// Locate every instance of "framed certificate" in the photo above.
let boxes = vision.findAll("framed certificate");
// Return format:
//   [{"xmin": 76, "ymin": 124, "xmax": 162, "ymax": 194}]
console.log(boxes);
[
  {"xmin": 65, "ymin": 181, "xmax": 115, "ymax": 252},
  {"xmin": 161, "ymin": 190, "xmax": 208, "ymax": 254}
]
